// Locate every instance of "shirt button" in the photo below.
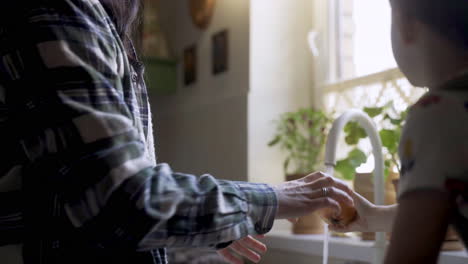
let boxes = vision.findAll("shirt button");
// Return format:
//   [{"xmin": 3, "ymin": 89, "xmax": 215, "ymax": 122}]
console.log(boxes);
[{"xmin": 132, "ymin": 73, "xmax": 138, "ymax": 83}]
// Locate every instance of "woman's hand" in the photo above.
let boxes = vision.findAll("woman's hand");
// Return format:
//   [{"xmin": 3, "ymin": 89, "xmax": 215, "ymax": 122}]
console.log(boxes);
[
  {"xmin": 217, "ymin": 235, "xmax": 267, "ymax": 264},
  {"xmin": 329, "ymin": 191, "xmax": 397, "ymax": 233},
  {"xmin": 218, "ymin": 171, "xmax": 356, "ymax": 264},
  {"xmin": 274, "ymin": 172, "xmax": 355, "ymax": 220},
  {"xmin": 329, "ymin": 191, "xmax": 374, "ymax": 232}
]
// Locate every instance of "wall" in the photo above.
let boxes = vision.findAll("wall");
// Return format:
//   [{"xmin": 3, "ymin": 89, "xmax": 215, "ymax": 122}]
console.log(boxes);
[
  {"xmin": 248, "ymin": 0, "xmax": 316, "ymax": 233},
  {"xmin": 151, "ymin": 0, "xmax": 251, "ymax": 181},
  {"xmin": 152, "ymin": 1, "xmax": 317, "ymax": 187},
  {"xmin": 249, "ymin": 0, "xmax": 315, "ymax": 185}
]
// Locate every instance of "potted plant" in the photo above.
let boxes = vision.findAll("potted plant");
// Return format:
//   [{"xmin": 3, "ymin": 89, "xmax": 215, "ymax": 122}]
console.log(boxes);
[
  {"xmin": 269, "ymin": 108, "xmax": 332, "ymax": 234},
  {"xmin": 334, "ymin": 105, "xmax": 464, "ymax": 248},
  {"xmin": 334, "ymin": 104, "xmax": 407, "ymax": 181}
]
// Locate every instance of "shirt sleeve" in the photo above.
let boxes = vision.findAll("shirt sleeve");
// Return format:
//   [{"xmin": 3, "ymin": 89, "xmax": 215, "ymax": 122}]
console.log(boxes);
[
  {"xmin": 397, "ymin": 94, "xmax": 468, "ymax": 199},
  {"xmin": 1, "ymin": 1, "xmax": 277, "ymax": 250}
]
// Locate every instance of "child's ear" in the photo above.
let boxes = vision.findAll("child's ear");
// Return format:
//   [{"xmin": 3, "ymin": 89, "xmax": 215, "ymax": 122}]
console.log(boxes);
[{"xmin": 393, "ymin": 8, "xmax": 418, "ymax": 45}]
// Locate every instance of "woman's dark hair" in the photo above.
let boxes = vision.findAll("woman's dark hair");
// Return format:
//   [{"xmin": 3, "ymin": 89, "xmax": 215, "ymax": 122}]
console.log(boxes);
[
  {"xmin": 100, "ymin": 0, "xmax": 143, "ymax": 63},
  {"xmin": 391, "ymin": 0, "xmax": 468, "ymax": 49}
]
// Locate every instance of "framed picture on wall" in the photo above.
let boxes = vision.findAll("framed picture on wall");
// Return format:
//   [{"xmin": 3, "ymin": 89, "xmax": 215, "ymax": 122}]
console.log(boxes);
[
  {"xmin": 184, "ymin": 45, "xmax": 197, "ymax": 86},
  {"xmin": 212, "ymin": 30, "xmax": 228, "ymax": 75},
  {"xmin": 189, "ymin": 0, "xmax": 217, "ymax": 30}
]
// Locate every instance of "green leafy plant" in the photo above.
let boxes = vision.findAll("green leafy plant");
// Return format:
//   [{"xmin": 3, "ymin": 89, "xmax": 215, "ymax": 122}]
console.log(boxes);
[
  {"xmin": 334, "ymin": 105, "xmax": 408, "ymax": 180},
  {"xmin": 268, "ymin": 108, "xmax": 332, "ymax": 175}
]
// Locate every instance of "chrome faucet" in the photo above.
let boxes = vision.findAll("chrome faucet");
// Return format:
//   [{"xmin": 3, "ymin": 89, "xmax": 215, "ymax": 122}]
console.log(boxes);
[{"xmin": 324, "ymin": 109, "xmax": 386, "ymax": 264}]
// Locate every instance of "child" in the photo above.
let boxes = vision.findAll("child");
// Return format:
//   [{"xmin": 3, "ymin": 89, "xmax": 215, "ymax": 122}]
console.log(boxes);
[{"xmin": 332, "ymin": 0, "xmax": 468, "ymax": 263}]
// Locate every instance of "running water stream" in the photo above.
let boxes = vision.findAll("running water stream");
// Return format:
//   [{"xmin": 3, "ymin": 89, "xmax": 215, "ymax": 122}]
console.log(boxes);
[
  {"xmin": 322, "ymin": 165, "xmax": 335, "ymax": 264},
  {"xmin": 322, "ymin": 224, "xmax": 329, "ymax": 264}
]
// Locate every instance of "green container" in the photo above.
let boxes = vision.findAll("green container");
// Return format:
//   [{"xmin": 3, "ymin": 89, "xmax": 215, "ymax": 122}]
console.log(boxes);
[{"xmin": 144, "ymin": 57, "xmax": 177, "ymax": 95}]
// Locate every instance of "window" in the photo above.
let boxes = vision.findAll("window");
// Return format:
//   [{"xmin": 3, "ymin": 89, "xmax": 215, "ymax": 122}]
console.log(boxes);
[
  {"xmin": 319, "ymin": 0, "xmax": 426, "ymax": 171},
  {"xmin": 328, "ymin": 0, "xmax": 396, "ymax": 81},
  {"xmin": 352, "ymin": 0, "xmax": 396, "ymax": 77},
  {"xmin": 329, "ymin": 0, "xmax": 396, "ymax": 81},
  {"xmin": 322, "ymin": 0, "xmax": 424, "ymax": 114}
]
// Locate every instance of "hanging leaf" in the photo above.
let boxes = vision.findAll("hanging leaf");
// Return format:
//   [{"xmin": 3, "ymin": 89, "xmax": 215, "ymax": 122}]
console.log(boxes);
[
  {"xmin": 384, "ymin": 159, "xmax": 392, "ymax": 179},
  {"xmin": 283, "ymin": 158, "xmax": 291, "ymax": 172},
  {"xmin": 344, "ymin": 122, "xmax": 367, "ymax": 145},
  {"xmin": 335, "ymin": 160, "xmax": 356, "ymax": 180},
  {"xmin": 335, "ymin": 160, "xmax": 352, "ymax": 180},
  {"xmin": 348, "ymin": 148, "xmax": 367, "ymax": 167},
  {"xmin": 384, "ymin": 159, "xmax": 391, "ymax": 167},
  {"xmin": 380, "ymin": 129, "xmax": 399, "ymax": 154},
  {"xmin": 334, "ymin": 149, "xmax": 367, "ymax": 180},
  {"xmin": 384, "ymin": 166, "xmax": 390, "ymax": 179},
  {"xmin": 268, "ymin": 135, "xmax": 281, "ymax": 147},
  {"xmin": 364, "ymin": 107, "xmax": 384, "ymax": 118}
]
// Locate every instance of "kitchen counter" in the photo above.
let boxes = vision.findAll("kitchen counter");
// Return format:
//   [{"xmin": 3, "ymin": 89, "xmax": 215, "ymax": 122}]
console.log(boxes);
[{"xmin": 263, "ymin": 231, "xmax": 468, "ymax": 264}]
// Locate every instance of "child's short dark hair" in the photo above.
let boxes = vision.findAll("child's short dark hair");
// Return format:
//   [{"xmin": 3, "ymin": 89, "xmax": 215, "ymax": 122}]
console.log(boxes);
[{"xmin": 391, "ymin": 0, "xmax": 468, "ymax": 49}]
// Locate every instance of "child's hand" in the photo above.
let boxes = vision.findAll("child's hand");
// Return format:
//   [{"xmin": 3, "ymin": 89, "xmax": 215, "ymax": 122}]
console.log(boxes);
[
  {"xmin": 329, "ymin": 191, "xmax": 375, "ymax": 232},
  {"xmin": 217, "ymin": 235, "xmax": 267, "ymax": 264}
]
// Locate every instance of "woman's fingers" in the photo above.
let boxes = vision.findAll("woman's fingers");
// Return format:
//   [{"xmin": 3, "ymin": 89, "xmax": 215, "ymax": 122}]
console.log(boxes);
[
  {"xmin": 308, "ymin": 177, "xmax": 354, "ymax": 206},
  {"xmin": 301, "ymin": 172, "xmax": 353, "ymax": 197},
  {"xmin": 301, "ymin": 171, "xmax": 329, "ymax": 183},
  {"xmin": 305, "ymin": 186, "xmax": 353, "ymax": 209},
  {"xmin": 239, "ymin": 235, "xmax": 267, "ymax": 254},
  {"xmin": 308, "ymin": 197, "xmax": 342, "ymax": 216},
  {"xmin": 218, "ymin": 235, "xmax": 267, "ymax": 264},
  {"xmin": 275, "ymin": 171, "xmax": 356, "ymax": 219},
  {"xmin": 229, "ymin": 241, "xmax": 262, "ymax": 263},
  {"xmin": 218, "ymin": 248, "xmax": 243, "ymax": 264},
  {"xmin": 313, "ymin": 175, "xmax": 353, "ymax": 196},
  {"xmin": 327, "ymin": 191, "xmax": 375, "ymax": 233}
]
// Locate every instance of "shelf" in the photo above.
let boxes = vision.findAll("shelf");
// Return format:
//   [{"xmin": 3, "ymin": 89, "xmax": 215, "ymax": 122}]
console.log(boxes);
[{"xmin": 264, "ymin": 231, "xmax": 468, "ymax": 264}]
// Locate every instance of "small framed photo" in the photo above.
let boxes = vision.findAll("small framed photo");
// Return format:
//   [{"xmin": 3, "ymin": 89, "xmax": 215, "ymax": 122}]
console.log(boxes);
[
  {"xmin": 184, "ymin": 45, "xmax": 197, "ymax": 86},
  {"xmin": 212, "ymin": 30, "xmax": 228, "ymax": 75}
]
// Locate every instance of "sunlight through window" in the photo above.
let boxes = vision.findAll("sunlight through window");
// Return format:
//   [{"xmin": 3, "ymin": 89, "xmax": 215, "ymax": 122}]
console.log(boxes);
[{"xmin": 353, "ymin": 0, "xmax": 396, "ymax": 77}]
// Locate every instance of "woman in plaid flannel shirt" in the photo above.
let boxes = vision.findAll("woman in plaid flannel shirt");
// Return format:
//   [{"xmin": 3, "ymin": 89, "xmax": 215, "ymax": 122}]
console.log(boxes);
[{"xmin": 0, "ymin": 1, "xmax": 354, "ymax": 263}]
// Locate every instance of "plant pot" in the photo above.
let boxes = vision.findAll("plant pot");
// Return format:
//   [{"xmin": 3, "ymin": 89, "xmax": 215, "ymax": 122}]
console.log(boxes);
[
  {"xmin": 286, "ymin": 173, "xmax": 324, "ymax": 234},
  {"xmin": 353, "ymin": 172, "xmax": 398, "ymax": 241},
  {"xmin": 392, "ymin": 179, "xmax": 465, "ymax": 251}
]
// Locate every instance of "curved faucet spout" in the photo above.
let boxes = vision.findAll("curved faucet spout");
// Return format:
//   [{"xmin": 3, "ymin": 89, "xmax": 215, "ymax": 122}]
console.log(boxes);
[{"xmin": 324, "ymin": 109, "xmax": 386, "ymax": 264}]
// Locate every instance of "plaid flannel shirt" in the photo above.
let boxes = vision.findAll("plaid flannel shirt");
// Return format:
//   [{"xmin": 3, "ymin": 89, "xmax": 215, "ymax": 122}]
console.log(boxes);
[{"xmin": 0, "ymin": 0, "xmax": 277, "ymax": 263}]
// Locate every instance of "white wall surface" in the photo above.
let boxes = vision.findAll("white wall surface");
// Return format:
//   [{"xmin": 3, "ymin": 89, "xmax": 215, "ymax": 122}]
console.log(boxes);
[
  {"xmin": 151, "ymin": 0, "xmax": 317, "ymax": 188},
  {"xmin": 249, "ymin": 0, "xmax": 315, "ymax": 185},
  {"xmin": 151, "ymin": 0, "xmax": 250, "ymax": 181}
]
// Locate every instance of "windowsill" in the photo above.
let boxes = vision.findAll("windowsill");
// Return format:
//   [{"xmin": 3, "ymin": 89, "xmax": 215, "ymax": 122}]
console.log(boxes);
[
  {"xmin": 264, "ymin": 230, "xmax": 468, "ymax": 263},
  {"xmin": 322, "ymin": 68, "xmax": 403, "ymax": 93}
]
